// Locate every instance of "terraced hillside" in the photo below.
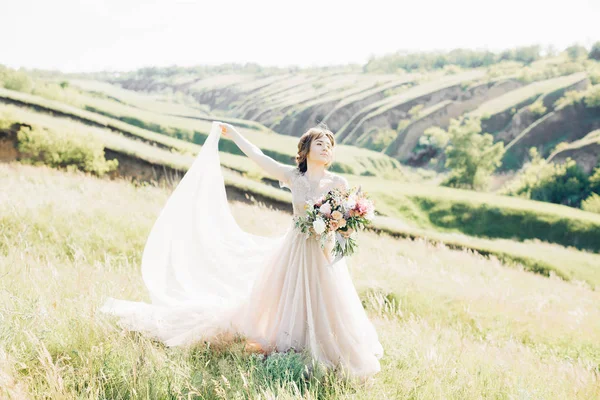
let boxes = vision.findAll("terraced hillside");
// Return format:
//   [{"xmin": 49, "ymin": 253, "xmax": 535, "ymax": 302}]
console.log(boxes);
[
  {"xmin": 97, "ymin": 55, "xmax": 600, "ymax": 175},
  {"xmin": 547, "ymin": 129, "xmax": 600, "ymax": 173},
  {"xmin": 501, "ymin": 92, "xmax": 600, "ymax": 170},
  {"xmin": 2, "ymin": 63, "xmax": 600, "ymax": 290},
  {"xmin": 0, "ymin": 86, "xmax": 404, "ymax": 179}
]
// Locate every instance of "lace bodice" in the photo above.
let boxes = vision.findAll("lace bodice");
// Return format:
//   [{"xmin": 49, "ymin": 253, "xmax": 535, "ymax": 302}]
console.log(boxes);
[{"xmin": 279, "ymin": 168, "xmax": 349, "ymax": 216}]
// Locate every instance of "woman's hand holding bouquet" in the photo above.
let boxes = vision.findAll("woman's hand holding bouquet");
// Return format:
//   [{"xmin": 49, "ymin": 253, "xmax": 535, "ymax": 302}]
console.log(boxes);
[{"xmin": 294, "ymin": 185, "xmax": 375, "ymax": 265}]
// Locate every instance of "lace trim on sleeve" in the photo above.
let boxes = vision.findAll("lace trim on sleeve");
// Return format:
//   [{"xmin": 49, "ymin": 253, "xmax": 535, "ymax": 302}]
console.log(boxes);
[
  {"xmin": 279, "ymin": 167, "xmax": 298, "ymax": 190},
  {"xmin": 337, "ymin": 175, "xmax": 350, "ymax": 191}
]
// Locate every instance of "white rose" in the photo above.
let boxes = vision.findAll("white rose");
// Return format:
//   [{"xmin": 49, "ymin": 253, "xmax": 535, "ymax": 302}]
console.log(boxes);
[
  {"xmin": 312, "ymin": 218, "xmax": 326, "ymax": 235},
  {"xmin": 319, "ymin": 202, "xmax": 332, "ymax": 216},
  {"xmin": 343, "ymin": 195, "xmax": 356, "ymax": 210}
]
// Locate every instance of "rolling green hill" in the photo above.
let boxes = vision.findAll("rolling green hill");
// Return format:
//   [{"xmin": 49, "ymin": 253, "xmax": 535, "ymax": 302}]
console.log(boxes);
[
  {"xmin": 2, "ymin": 54, "xmax": 600, "ymax": 289},
  {"xmin": 93, "ymin": 53, "xmax": 600, "ymax": 178}
]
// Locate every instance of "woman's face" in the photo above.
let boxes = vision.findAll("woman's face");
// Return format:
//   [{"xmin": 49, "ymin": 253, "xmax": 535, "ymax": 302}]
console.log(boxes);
[{"xmin": 307, "ymin": 134, "xmax": 333, "ymax": 166}]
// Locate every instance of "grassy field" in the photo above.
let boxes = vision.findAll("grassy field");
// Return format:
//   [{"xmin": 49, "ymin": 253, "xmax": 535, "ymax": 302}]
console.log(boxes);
[
  {"xmin": 0, "ymin": 87, "xmax": 201, "ymax": 156},
  {"xmin": 1, "ymin": 162, "xmax": 599, "ymax": 399},
  {"xmin": 0, "ymin": 102, "xmax": 264, "ymax": 177},
  {"xmin": 3, "ymin": 97, "xmax": 600, "ymax": 289},
  {"xmin": 349, "ymin": 174, "xmax": 600, "ymax": 251},
  {"xmin": 0, "ymin": 86, "xmax": 404, "ymax": 178}
]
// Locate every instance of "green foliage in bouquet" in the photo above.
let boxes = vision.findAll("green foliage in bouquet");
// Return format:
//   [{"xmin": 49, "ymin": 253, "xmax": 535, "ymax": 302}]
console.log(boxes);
[{"xmin": 293, "ymin": 186, "xmax": 375, "ymax": 261}]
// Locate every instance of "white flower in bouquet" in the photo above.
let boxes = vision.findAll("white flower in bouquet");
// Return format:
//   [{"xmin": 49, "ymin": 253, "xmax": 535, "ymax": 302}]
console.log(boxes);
[
  {"xmin": 343, "ymin": 195, "xmax": 356, "ymax": 211},
  {"xmin": 312, "ymin": 218, "xmax": 326, "ymax": 235},
  {"xmin": 318, "ymin": 202, "xmax": 332, "ymax": 217},
  {"xmin": 293, "ymin": 184, "xmax": 376, "ymax": 265}
]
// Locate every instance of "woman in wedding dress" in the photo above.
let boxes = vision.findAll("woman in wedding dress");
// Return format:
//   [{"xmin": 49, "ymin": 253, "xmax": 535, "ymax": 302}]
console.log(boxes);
[{"xmin": 100, "ymin": 121, "xmax": 384, "ymax": 379}]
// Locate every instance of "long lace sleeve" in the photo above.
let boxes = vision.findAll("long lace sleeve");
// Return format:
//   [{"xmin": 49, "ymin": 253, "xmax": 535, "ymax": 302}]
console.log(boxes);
[
  {"xmin": 336, "ymin": 175, "xmax": 350, "ymax": 191},
  {"xmin": 279, "ymin": 167, "xmax": 298, "ymax": 190}
]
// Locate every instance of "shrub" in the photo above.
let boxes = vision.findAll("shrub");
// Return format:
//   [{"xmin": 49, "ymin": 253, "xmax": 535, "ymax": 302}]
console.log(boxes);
[
  {"xmin": 439, "ymin": 117, "xmax": 505, "ymax": 190},
  {"xmin": 588, "ymin": 41, "xmax": 600, "ymax": 61},
  {"xmin": 420, "ymin": 126, "xmax": 449, "ymax": 150},
  {"xmin": 0, "ymin": 67, "xmax": 33, "ymax": 92},
  {"xmin": 408, "ymin": 104, "xmax": 424, "ymax": 118},
  {"xmin": 553, "ymin": 85, "xmax": 600, "ymax": 109},
  {"xmin": 565, "ymin": 44, "xmax": 588, "ymax": 61},
  {"xmin": 528, "ymin": 100, "xmax": 547, "ymax": 117},
  {"xmin": 590, "ymin": 166, "xmax": 600, "ymax": 193},
  {"xmin": 16, "ymin": 124, "xmax": 118, "ymax": 176},
  {"xmin": 552, "ymin": 142, "xmax": 570, "ymax": 153},
  {"xmin": 358, "ymin": 127, "xmax": 397, "ymax": 152},
  {"xmin": 584, "ymin": 85, "xmax": 600, "ymax": 108},
  {"xmin": 502, "ymin": 148, "xmax": 591, "ymax": 207},
  {"xmin": 529, "ymin": 160, "xmax": 589, "ymax": 206},
  {"xmin": 396, "ymin": 119, "xmax": 411, "ymax": 132},
  {"xmin": 553, "ymin": 90, "xmax": 584, "ymax": 109},
  {"xmin": 582, "ymin": 193, "xmax": 600, "ymax": 213}
]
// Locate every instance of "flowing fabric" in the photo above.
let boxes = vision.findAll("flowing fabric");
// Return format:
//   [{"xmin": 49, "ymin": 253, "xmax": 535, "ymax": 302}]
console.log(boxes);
[{"xmin": 100, "ymin": 121, "xmax": 383, "ymax": 378}]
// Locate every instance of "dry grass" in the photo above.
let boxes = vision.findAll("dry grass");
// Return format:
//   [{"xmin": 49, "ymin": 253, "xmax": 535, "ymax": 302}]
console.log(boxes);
[{"xmin": 1, "ymin": 162, "xmax": 599, "ymax": 399}]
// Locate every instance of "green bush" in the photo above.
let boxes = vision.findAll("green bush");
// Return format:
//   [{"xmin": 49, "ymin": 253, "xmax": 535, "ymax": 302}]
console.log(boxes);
[
  {"xmin": 582, "ymin": 193, "xmax": 600, "ymax": 213},
  {"xmin": 363, "ymin": 45, "xmax": 541, "ymax": 73},
  {"xmin": 588, "ymin": 42, "xmax": 600, "ymax": 61},
  {"xmin": 396, "ymin": 119, "xmax": 411, "ymax": 132},
  {"xmin": 0, "ymin": 67, "xmax": 33, "ymax": 92},
  {"xmin": 438, "ymin": 117, "xmax": 505, "ymax": 190},
  {"xmin": 529, "ymin": 161, "xmax": 589, "ymax": 206},
  {"xmin": 553, "ymin": 90, "xmax": 584, "ymax": 109},
  {"xmin": 357, "ymin": 127, "xmax": 397, "ymax": 151},
  {"xmin": 502, "ymin": 149, "xmax": 592, "ymax": 207},
  {"xmin": 410, "ymin": 195, "xmax": 600, "ymax": 252},
  {"xmin": 552, "ymin": 142, "xmax": 570, "ymax": 153},
  {"xmin": 565, "ymin": 45, "xmax": 588, "ymax": 61},
  {"xmin": 16, "ymin": 124, "xmax": 118, "ymax": 176},
  {"xmin": 528, "ymin": 100, "xmax": 547, "ymax": 117},
  {"xmin": 584, "ymin": 85, "xmax": 600, "ymax": 108},
  {"xmin": 408, "ymin": 104, "xmax": 424, "ymax": 118},
  {"xmin": 420, "ymin": 126, "xmax": 449, "ymax": 150},
  {"xmin": 553, "ymin": 85, "xmax": 600, "ymax": 109},
  {"xmin": 590, "ymin": 166, "xmax": 600, "ymax": 193}
]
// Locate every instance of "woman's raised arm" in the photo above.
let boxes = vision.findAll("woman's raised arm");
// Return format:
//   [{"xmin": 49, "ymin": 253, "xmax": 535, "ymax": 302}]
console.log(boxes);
[{"xmin": 218, "ymin": 122, "xmax": 295, "ymax": 183}]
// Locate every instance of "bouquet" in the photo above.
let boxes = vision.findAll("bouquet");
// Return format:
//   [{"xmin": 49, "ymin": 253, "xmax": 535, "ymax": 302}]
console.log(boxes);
[{"xmin": 293, "ymin": 185, "xmax": 375, "ymax": 264}]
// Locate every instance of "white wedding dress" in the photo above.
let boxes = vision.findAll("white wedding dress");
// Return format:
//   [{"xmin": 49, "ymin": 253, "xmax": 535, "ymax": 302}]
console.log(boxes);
[{"xmin": 100, "ymin": 121, "xmax": 383, "ymax": 378}]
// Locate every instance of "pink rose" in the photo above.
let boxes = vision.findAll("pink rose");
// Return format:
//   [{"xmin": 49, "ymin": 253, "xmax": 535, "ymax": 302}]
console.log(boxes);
[
  {"xmin": 329, "ymin": 220, "xmax": 339, "ymax": 231},
  {"xmin": 354, "ymin": 199, "xmax": 369, "ymax": 216}
]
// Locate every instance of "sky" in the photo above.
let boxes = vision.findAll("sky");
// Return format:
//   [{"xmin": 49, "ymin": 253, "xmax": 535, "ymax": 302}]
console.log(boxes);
[{"xmin": 2, "ymin": 0, "xmax": 599, "ymax": 73}]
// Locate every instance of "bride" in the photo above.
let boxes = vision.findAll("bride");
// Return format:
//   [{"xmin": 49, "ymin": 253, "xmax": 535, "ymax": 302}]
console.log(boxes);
[{"xmin": 100, "ymin": 121, "xmax": 384, "ymax": 379}]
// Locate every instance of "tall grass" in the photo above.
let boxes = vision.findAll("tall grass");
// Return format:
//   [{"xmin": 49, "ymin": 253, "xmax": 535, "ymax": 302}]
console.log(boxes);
[{"xmin": 1, "ymin": 162, "xmax": 599, "ymax": 398}]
